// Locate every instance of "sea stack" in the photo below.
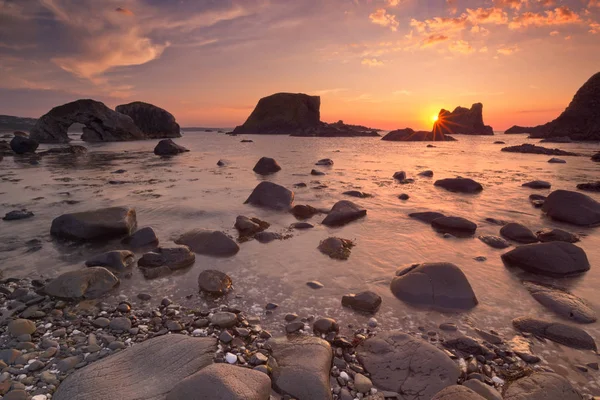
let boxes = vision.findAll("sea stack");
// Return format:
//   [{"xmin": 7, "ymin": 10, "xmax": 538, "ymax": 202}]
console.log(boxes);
[
  {"xmin": 432, "ymin": 103, "xmax": 494, "ymax": 136},
  {"xmin": 115, "ymin": 102, "xmax": 181, "ymax": 138}
]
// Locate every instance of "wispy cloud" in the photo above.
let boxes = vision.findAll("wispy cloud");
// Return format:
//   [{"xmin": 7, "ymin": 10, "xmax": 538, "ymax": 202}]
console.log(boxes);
[
  {"xmin": 361, "ymin": 58, "xmax": 384, "ymax": 67},
  {"xmin": 392, "ymin": 89, "xmax": 412, "ymax": 96},
  {"xmin": 497, "ymin": 44, "xmax": 520, "ymax": 55},
  {"xmin": 369, "ymin": 9, "xmax": 399, "ymax": 31},
  {"xmin": 508, "ymin": 6, "xmax": 581, "ymax": 29}
]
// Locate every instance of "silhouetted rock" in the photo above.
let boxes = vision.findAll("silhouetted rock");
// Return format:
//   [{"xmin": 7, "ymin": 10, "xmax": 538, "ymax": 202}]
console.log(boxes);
[
  {"xmin": 138, "ymin": 245, "xmax": 195, "ymax": 273},
  {"xmin": 434, "ymin": 178, "xmax": 483, "ymax": 193},
  {"xmin": 542, "ymin": 190, "xmax": 600, "ymax": 226},
  {"xmin": 290, "ymin": 204, "xmax": 319, "ymax": 220},
  {"xmin": 3, "ymin": 210, "xmax": 34, "ymax": 221},
  {"xmin": 292, "ymin": 120, "xmax": 380, "ymax": 137},
  {"xmin": 505, "ymin": 125, "xmax": 534, "ymax": 134},
  {"xmin": 234, "ymin": 215, "xmax": 269, "ymax": 237},
  {"xmin": 311, "ymin": 169, "xmax": 325, "ymax": 176},
  {"xmin": 115, "ymin": 101, "xmax": 181, "ymax": 138},
  {"xmin": 245, "ymin": 182, "xmax": 294, "ymax": 210},
  {"xmin": 431, "ymin": 216, "xmax": 477, "ymax": 235},
  {"xmin": 253, "ymin": 157, "xmax": 281, "ymax": 174},
  {"xmin": 315, "ymin": 158, "xmax": 333, "ymax": 165},
  {"xmin": 576, "ymin": 181, "xmax": 600, "ymax": 192},
  {"xmin": 536, "ymin": 228, "xmax": 579, "ymax": 243},
  {"xmin": 409, "ymin": 211, "xmax": 445, "ymax": 223},
  {"xmin": 30, "ymin": 99, "xmax": 144, "ymax": 143},
  {"xmin": 51, "ymin": 207, "xmax": 137, "ymax": 241},
  {"xmin": 501, "ymin": 242, "xmax": 590, "ymax": 277},
  {"xmin": 548, "ymin": 157, "xmax": 566, "ymax": 163},
  {"xmin": 500, "ymin": 223, "xmax": 539, "ymax": 244},
  {"xmin": 522, "ymin": 281, "xmax": 596, "ymax": 323},
  {"xmin": 592, "ymin": 152, "xmax": 600, "ymax": 162},
  {"xmin": 153, "ymin": 139, "xmax": 189, "ymax": 156},
  {"xmin": 432, "ymin": 103, "xmax": 493, "ymax": 135},
  {"xmin": 44, "ymin": 267, "xmax": 119, "ymax": 299},
  {"xmin": 504, "ymin": 372, "xmax": 583, "ymax": 400},
  {"xmin": 512, "ymin": 316, "xmax": 596, "ymax": 350},
  {"xmin": 381, "ymin": 127, "xmax": 454, "ymax": 141},
  {"xmin": 122, "ymin": 227, "xmax": 159, "ymax": 249},
  {"xmin": 501, "ymin": 144, "xmax": 579, "ymax": 156},
  {"xmin": 322, "ymin": 200, "xmax": 366, "ymax": 227},
  {"xmin": 522, "ymin": 180, "xmax": 551, "ymax": 189},
  {"xmin": 10, "ymin": 136, "xmax": 38, "ymax": 154}
]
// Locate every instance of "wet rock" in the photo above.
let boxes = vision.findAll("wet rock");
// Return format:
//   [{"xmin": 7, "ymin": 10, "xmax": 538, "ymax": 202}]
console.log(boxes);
[
  {"xmin": 122, "ymin": 227, "xmax": 159, "ymax": 249},
  {"xmin": 269, "ymin": 336, "xmax": 333, "ymax": 400},
  {"xmin": 115, "ymin": 101, "xmax": 181, "ymax": 139},
  {"xmin": 38, "ymin": 145, "xmax": 87, "ymax": 156},
  {"xmin": 53, "ymin": 335, "xmax": 216, "ymax": 400},
  {"xmin": 431, "ymin": 216, "xmax": 477, "ymax": 235},
  {"xmin": 43, "ymin": 267, "xmax": 119, "ymax": 299},
  {"xmin": 311, "ymin": 169, "xmax": 325, "ymax": 176},
  {"xmin": 166, "ymin": 363, "xmax": 271, "ymax": 400},
  {"xmin": 529, "ymin": 194, "xmax": 546, "ymax": 208},
  {"xmin": 398, "ymin": 193, "xmax": 409, "ymax": 200},
  {"xmin": 290, "ymin": 204, "xmax": 318, "ymax": 220},
  {"xmin": 500, "ymin": 223, "xmax": 539, "ymax": 244},
  {"xmin": 254, "ymin": 231, "xmax": 282, "ymax": 243},
  {"xmin": 463, "ymin": 380, "xmax": 501, "ymax": 400},
  {"xmin": 522, "ymin": 180, "xmax": 551, "ymax": 189},
  {"xmin": 522, "ymin": 281, "xmax": 596, "ymax": 323},
  {"xmin": 174, "ymin": 229, "xmax": 239, "ymax": 257},
  {"xmin": 306, "ymin": 281, "xmax": 324, "ymax": 289},
  {"xmin": 138, "ymin": 245, "xmax": 195, "ymax": 275},
  {"xmin": 322, "ymin": 200, "xmax": 366, "ymax": 227},
  {"xmin": 341, "ymin": 291, "xmax": 382, "ymax": 313},
  {"xmin": 253, "ymin": 157, "xmax": 281, "ymax": 175},
  {"xmin": 432, "ymin": 385, "xmax": 487, "ymax": 400},
  {"xmin": 501, "ymin": 242, "xmax": 589, "ymax": 277},
  {"xmin": 434, "ymin": 178, "xmax": 483, "ymax": 193},
  {"xmin": 343, "ymin": 190, "xmax": 370, "ymax": 198},
  {"xmin": 316, "ymin": 158, "xmax": 333, "ymax": 166},
  {"xmin": 318, "ymin": 237, "xmax": 354, "ymax": 260},
  {"xmin": 290, "ymin": 222, "xmax": 314, "ymax": 229},
  {"xmin": 313, "ymin": 318, "xmax": 339, "ymax": 335},
  {"xmin": 354, "ymin": 373, "xmax": 373, "ymax": 393},
  {"xmin": 153, "ymin": 139, "xmax": 189, "ymax": 156},
  {"xmin": 7, "ymin": 319, "xmax": 36, "ymax": 336},
  {"xmin": 501, "ymin": 144, "xmax": 579, "ymax": 156},
  {"xmin": 10, "ymin": 136, "xmax": 38, "ymax": 154},
  {"xmin": 2, "ymin": 210, "xmax": 34, "ymax": 221},
  {"xmin": 109, "ymin": 317, "xmax": 132, "ymax": 332},
  {"xmin": 474, "ymin": 328, "xmax": 502, "ymax": 345},
  {"xmin": 512, "ymin": 316, "xmax": 596, "ymax": 350},
  {"xmin": 285, "ymin": 321, "xmax": 304, "ymax": 333},
  {"xmin": 235, "ymin": 216, "xmax": 269, "ymax": 237},
  {"xmin": 419, "ymin": 170, "xmax": 434, "ymax": 177},
  {"xmin": 245, "ymin": 181, "xmax": 294, "ymax": 211},
  {"xmin": 197, "ymin": 270, "xmax": 232, "ymax": 296},
  {"xmin": 210, "ymin": 312, "xmax": 238, "ymax": 328},
  {"xmin": 409, "ymin": 211, "xmax": 445, "ymax": 223},
  {"xmin": 50, "ymin": 207, "xmax": 137, "ymax": 241},
  {"xmin": 391, "ymin": 262, "xmax": 478, "ymax": 311},
  {"xmin": 393, "ymin": 171, "xmax": 406, "ymax": 181},
  {"xmin": 542, "ymin": 190, "xmax": 600, "ymax": 226},
  {"xmin": 358, "ymin": 331, "xmax": 460, "ymax": 399},
  {"xmin": 536, "ymin": 228, "xmax": 579, "ymax": 243},
  {"xmin": 439, "ymin": 323, "xmax": 458, "ymax": 331},
  {"xmin": 217, "ymin": 159, "xmax": 227, "ymax": 166},
  {"xmin": 576, "ymin": 181, "xmax": 600, "ymax": 192},
  {"xmin": 478, "ymin": 235, "xmax": 510, "ymax": 249},
  {"xmin": 548, "ymin": 157, "xmax": 566, "ymax": 163},
  {"xmin": 85, "ymin": 250, "xmax": 134, "ymax": 271},
  {"xmin": 504, "ymin": 372, "xmax": 582, "ymax": 400}
]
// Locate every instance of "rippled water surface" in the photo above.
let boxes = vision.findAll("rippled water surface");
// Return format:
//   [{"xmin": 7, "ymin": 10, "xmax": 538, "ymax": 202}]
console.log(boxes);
[{"xmin": 1, "ymin": 132, "xmax": 600, "ymax": 392}]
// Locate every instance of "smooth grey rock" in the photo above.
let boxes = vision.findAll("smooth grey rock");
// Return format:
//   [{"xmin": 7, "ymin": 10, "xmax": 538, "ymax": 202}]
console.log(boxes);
[
  {"xmin": 358, "ymin": 331, "xmax": 460, "ymax": 399},
  {"xmin": 504, "ymin": 372, "xmax": 583, "ymax": 400},
  {"xmin": 115, "ymin": 101, "xmax": 180, "ymax": 139},
  {"xmin": 53, "ymin": 335, "xmax": 216, "ymax": 400},
  {"xmin": 253, "ymin": 157, "xmax": 281, "ymax": 175},
  {"xmin": 174, "ymin": 229, "xmax": 239, "ymax": 257},
  {"xmin": 51, "ymin": 207, "xmax": 137, "ymax": 241},
  {"xmin": 321, "ymin": 200, "xmax": 366, "ymax": 227},
  {"xmin": 512, "ymin": 316, "xmax": 596, "ymax": 350},
  {"xmin": 478, "ymin": 235, "xmax": 510, "ymax": 249},
  {"xmin": 522, "ymin": 281, "xmax": 596, "ymax": 323},
  {"xmin": 542, "ymin": 190, "xmax": 600, "ymax": 226},
  {"xmin": 434, "ymin": 178, "xmax": 483, "ymax": 193},
  {"xmin": 198, "ymin": 270, "xmax": 232, "ymax": 296},
  {"xmin": 153, "ymin": 139, "xmax": 189, "ymax": 156},
  {"xmin": 500, "ymin": 223, "xmax": 539, "ymax": 244},
  {"xmin": 463, "ymin": 380, "xmax": 502, "ymax": 400},
  {"xmin": 501, "ymin": 242, "xmax": 589, "ymax": 277},
  {"xmin": 85, "ymin": 250, "xmax": 134, "ymax": 271},
  {"xmin": 44, "ymin": 267, "xmax": 119, "ymax": 299},
  {"xmin": 245, "ymin": 182, "xmax": 294, "ymax": 211},
  {"xmin": 432, "ymin": 385, "xmax": 486, "ymax": 400}
]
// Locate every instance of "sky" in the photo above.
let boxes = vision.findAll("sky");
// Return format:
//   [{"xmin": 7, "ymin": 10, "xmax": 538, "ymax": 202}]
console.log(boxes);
[{"xmin": 0, "ymin": 0, "xmax": 599, "ymax": 130}]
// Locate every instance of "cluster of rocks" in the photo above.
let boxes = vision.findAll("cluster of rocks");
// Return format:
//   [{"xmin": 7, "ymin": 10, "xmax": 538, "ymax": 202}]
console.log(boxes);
[{"xmin": 501, "ymin": 144, "xmax": 579, "ymax": 156}]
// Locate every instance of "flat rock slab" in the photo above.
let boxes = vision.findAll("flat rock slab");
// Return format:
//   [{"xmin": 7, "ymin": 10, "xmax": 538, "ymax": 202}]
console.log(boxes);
[
  {"xmin": 174, "ymin": 229, "xmax": 239, "ymax": 257},
  {"xmin": 478, "ymin": 235, "xmax": 510, "ymax": 249},
  {"xmin": 268, "ymin": 336, "xmax": 333, "ymax": 400},
  {"xmin": 431, "ymin": 385, "xmax": 486, "ymax": 400},
  {"xmin": 501, "ymin": 242, "xmax": 589, "ymax": 277},
  {"xmin": 322, "ymin": 200, "xmax": 366, "ymax": 227},
  {"xmin": 434, "ymin": 178, "xmax": 483, "ymax": 193},
  {"xmin": 522, "ymin": 281, "xmax": 596, "ymax": 323},
  {"xmin": 358, "ymin": 331, "xmax": 460, "ymax": 399},
  {"xmin": 51, "ymin": 207, "xmax": 137, "ymax": 241},
  {"xmin": 512, "ymin": 316, "xmax": 597, "ymax": 350},
  {"xmin": 541, "ymin": 190, "xmax": 600, "ymax": 226},
  {"xmin": 53, "ymin": 335, "xmax": 216, "ymax": 400},
  {"xmin": 245, "ymin": 182, "xmax": 294, "ymax": 211},
  {"xmin": 504, "ymin": 372, "xmax": 583, "ymax": 400},
  {"xmin": 44, "ymin": 267, "xmax": 119, "ymax": 299},
  {"xmin": 409, "ymin": 211, "xmax": 445, "ymax": 223}
]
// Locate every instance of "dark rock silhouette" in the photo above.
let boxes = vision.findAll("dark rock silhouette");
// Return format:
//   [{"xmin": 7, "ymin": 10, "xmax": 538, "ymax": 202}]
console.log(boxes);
[
  {"xmin": 10, "ymin": 136, "xmax": 38, "ymax": 154},
  {"xmin": 381, "ymin": 128, "xmax": 455, "ymax": 142},
  {"xmin": 505, "ymin": 72, "xmax": 600, "ymax": 140},
  {"xmin": 115, "ymin": 102, "xmax": 181, "ymax": 138},
  {"xmin": 501, "ymin": 144, "xmax": 579, "ymax": 156},
  {"xmin": 154, "ymin": 139, "xmax": 189, "ymax": 156},
  {"xmin": 432, "ymin": 103, "xmax": 493, "ymax": 136}
]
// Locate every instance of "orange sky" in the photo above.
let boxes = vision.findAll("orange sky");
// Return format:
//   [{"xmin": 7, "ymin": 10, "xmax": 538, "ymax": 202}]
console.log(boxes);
[{"xmin": 1, "ymin": 0, "xmax": 599, "ymax": 130}]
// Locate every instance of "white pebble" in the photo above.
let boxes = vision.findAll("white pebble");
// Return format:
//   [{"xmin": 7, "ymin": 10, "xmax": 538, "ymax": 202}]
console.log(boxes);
[
  {"xmin": 72, "ymin": 330, "xmax": 82, "ymax": 335},
  {"xmin": 18, "ymin": 374, "xmax": 27, "ymax": 380},
  {"xmin": 492, "ymin": 376, "xmax": 505, "ymax": 385},
  {"xmin": 192, "ymin": 329, "xmax": 203, "ymax": 337},
  {"xmin": 340, "ymin": 371, "xmax": 350, "ymax": 381},
  {"xmin": 225, "ymin": 353, "xmax": 237, "ymax": 364},
  {"xmin": 32, "ymin": 395, "xmax": 48, "ymax": 400},
  {"xmin": 44, "ymin": 323, "xmax": 52, "ymax": 329}
]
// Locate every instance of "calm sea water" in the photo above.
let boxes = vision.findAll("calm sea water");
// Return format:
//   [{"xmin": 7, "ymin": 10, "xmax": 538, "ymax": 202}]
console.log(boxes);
[{"xmin": 1, "ymin": 132, "xmax": 600, "ymax": 391}]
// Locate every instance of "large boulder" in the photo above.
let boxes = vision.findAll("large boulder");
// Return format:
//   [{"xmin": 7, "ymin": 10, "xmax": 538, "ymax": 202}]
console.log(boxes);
[
  {"xmin": 391, "ymin": 263, "xmax": 478, "ymax": 311},
  {"xmin": 50, "ymin": 207, "xmax": 137, "ymax": 241},
  {"xmin": 268, "ymin": 336, "xmax": 333, "ymax": 400},
  {"xmin": 432, "ymin": 103, "xmax": 493, "ymax": 135},
  {"xmin": 30, "ymin": 99, "xmax": 144, "ymax": 143},
  {"xmin": 504, "ymin": 372, "xmax": 583, "ymax": 400},
  {"xmin": 434, "ymin": 178, "xmax": 483, "ymax": 193},
  {"xmin": 245, "ymin": 182, "xmax": 294, "ymax": 210},
  {"xmin": 9, "ymin": 136, "xmax": 38, "ymax": 154},
  {"xmin": 501, "ymin": 242, "xmax": 589, "ymax": 277},
  {"xmin": 512, "ymin": 316, "xmax": 596, "ymax": 350},
  {"xmin": 53, "ymin": 335, "xmax": 216, "ymax": 400},
  {"xmin": 115, "ymin": 102, "xmax": 180, "ymax": 138},
  {"xmin": 166, "ymin": 364, "xmax": 271, "ymax": 400},
  {"xmin": 431, "ymin": 385, "xmax": 487, "ymax": 400},
  {"xmin": 500, "ymin": 223, "xmax": 539, "ymax": 244},
  {"xmin": 321, "ymin": 200, "xmax": 366, "ymax": 227},
  {"xmin": 174, "ymin": 229, "xmax": 239, "ymax": 257},
  {"xmin": 381, "ymin": 127, "xmax": 453, "ymax": 141},
  {"xmin": 253, "ymin": 157, "xmax": 281, "ymax": 175},
  {"xmin": 522, "ymin": 281, "xmax": 596, "ymax": 323},
  {"xmin": 153, "ymin": 139, "xmax": 189, "ymax": 156},
  {"xmin": 501, "ymin": 144, "xmax": 579, "ymax": 156},
  {"xmin": 357, "ymin": 331, "xmax": 460, "ymax": 399},
  {"xmin": 233, "ymin": 93, "xmax": 320, "ymax": 134},
  {"xmin": 541, "ymin": 190, "xmax": 600, "ymax": 226},
  {"xmin": 44, "ymin": 267, "xmax": 119, "ymax": 299}
]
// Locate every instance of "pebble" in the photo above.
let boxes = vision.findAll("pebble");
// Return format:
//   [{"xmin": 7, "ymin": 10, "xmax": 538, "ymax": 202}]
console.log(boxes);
[
  {"xmin": 354, "ymin": 373, "xmax": 373, "ymax": 393},
  {"xmin": 306, "ymin": 281, "xmax": 324, "ymax": 289},
  {"xmin": 225, "ymin": 353, "xmax": 237, "ymax": 364}
]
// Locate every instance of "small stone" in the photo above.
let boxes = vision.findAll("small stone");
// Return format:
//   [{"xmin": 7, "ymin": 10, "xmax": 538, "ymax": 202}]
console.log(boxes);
[
  {"xmin": 225, "ymin": 353, "xmax": 237, "ymax": 364},
  {"xmin": 211, "ymin": 312, "xmax": 237, "ymax": 328},
  {"xmin": 109, "ymin": 317, "xmax": 132, "ymax": 332},
  {"xmin": 265, "ymin": 303, "xmax": 279, "ymax": 310},
  {"xmin": 354, "ymin": 373, "xmax": 373, "ymax": 393},
  {"xmin": 92, "ymin": 317, "xmax": 110, "ymax": 328},
  {"xmin": 439, "ymin": 323, "xmax": 458, "ymax": 331},
  {"xmin": 285, "ymin": 322, "xmax": 304, "ymax": 333},
  {"xmin": 7, "ymin": 319, "xmax": 36, "ymax": 336},
  {"xmin": 137, "ymin": 293, "xmax": 151, "ymax": 301},
  {"xmin": 219, "ymin": 331, "xmax": 233, "ymax": 344},
  {"xmin": 306, "ymin": 281, "xmax": 324, "ymax": 289},
  {"xmin": 313, "ymin": 318, "xmax": 339, "ymax": 335},
  {"xmin": 284, "ymin": 313, "xmax": 298, "ymax": 322}
]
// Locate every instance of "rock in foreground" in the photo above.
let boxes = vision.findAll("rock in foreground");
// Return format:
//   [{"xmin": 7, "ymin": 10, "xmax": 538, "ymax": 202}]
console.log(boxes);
[
  {"xmin": 432, "ymin": 385, "xmax": 487, "ymax": 400},
  {"xmin": 245, "ymin": 181, "xmax": 294, "ymax": 211},
  {"xmin": 500, "ymin": 223, "xmax": 539, "ymax": 244},
  {"xmin": 153, "ymin": 139, "xmax": 189, "ymax": 156},
  {"xmin": 174, "ymin": 230, "xmax": 239, "ymax": 257},
  {"xmin": 512, "ymin": 316, "xmax": 596, "ymax": 350},
  {"xmin": 321, "ymin": 200, "xmax": 366, "ymax": 227},
  {"xmin": 504, "ymin": 372, "xmax": 583, "ymax": 400},
  {"xmin": 522, "ymin": 281, "xmax": 596, "ymax": 323},
  {"xmin": 44, "ymin": 267, "xmax": 119, "ymax": 299},
  {"xmin": 51, "ymin": 207, "xmax": 137, "ymax": 241},
  {"xmin": 115, "ymin": 101, "xmax": 181, "ymax": 138},
  {"xmin": 501, "ymin": 242, "xmax": 589, "ymax": 277},
  {"xmin": 434, "ymin": 178, "xmax": 483, "ymax": 193},
  {"xmin": 541, "ymin": 190, "xmax": 600, "ymax": 226},
  {"xmin": 10, "ymin": 135, "xmax": 38, "ymax": 154},
  {"xmin": 318, "ymin": 237, "xmax": 354, "ymax": 260}
]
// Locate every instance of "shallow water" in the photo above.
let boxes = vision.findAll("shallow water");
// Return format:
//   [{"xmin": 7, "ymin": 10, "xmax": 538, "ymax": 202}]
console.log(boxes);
[{"xmin": 1, "ymin": 132, "xmax": 600, "ymax": 393}]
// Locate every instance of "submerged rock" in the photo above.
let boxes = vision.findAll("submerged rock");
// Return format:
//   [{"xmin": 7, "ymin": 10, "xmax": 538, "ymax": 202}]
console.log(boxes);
[
  {"xmin": 316, "ymin": 158, "xmax": 333, "ymax": 165},
  {"xmin": 381, "ymin": 127, "xmax": 454, "ymax": 141},
  {"xmin": 501, "ymin": 144, "xmax": 579, "ymax": 156},
  {"xmin": 434, "ymin": 178, "xmax": 483, "ymax": 193},
  {"xmin": 341, "ymin": 291, "xmax": 382, "ymax": 313},
  {"xmin": 501, "ymin": 242, "xmax": 589, "ymax": 277},
  {"xmin": 576, "ymin": 181, "xmax": 600, "ymax": 192},
  {"xmin": 321, "ymin": 200, "xmax": 366, "ymax": 227},
  {"xmin": 85, "ymin": 250, "xmax": 135, "ymax": 271},
  {"xmin": 115, "ymin": 101, "xmax": 181, "ymax": 138},
  {"xmin": 37, "ymin": 145, "xmax": 87, "ymax": 156},
  {"xmin": 10, "ymin": 136, "xmax": 38, "ymax": 154},
  {"xmin": 536, "ymin": 228, "xmax": 579, "ymax": 243},
  {"xmin": 431, "ymin": 216, "xmax": 477, "ymax": 236},
  {"xmin": 478, "ymin": 235, "xmax": 511, "ymax": 249},
  {"xmin": 522, "ymin": 281, "xmax": 596, "ymax": 323},
  {"xmin": 197, "ymin": 269, "xmax": 232, "ymax": 296},
  {"xmin": 548, "ymin": 157, "xmax": 566, "ymax": 163},
  {"xmin": 409, "ymin": 211, "xmax": 445, "ymax": 223},
  {"xmin": 500, "ymin": 223, "xmax": 539, "ymax": 244},
  {"xmin": 290, "ymin": 204, "xmax": 319, "ymax": 220},
  {"xmin": 253, "ymin": 157, "xmax": 281, "ymax": 174},
  {"xmin": 174, "ymin": 229, "xmax": 239, "ymax": 257},
  {"xmin": 254, "ymin": 231, "xmax": 283, "ymax": 243},
  {"xmin": 542, "ymin": 190, "xmax": 600, "ymax": 226},
  {"xmin": 3, "ymin": 210, "xmax": 34, "ymax": 221},
  {"xmin": 432, "ymin": 103, "xmax": 493, "ymax": 136},
  {"xmin": 290, "ymin": 222, "xmax": 314, "ymax": 229},
  {"xmin": 521, "ymin": 180, "xmax": 551, "ymax": 189},
  {"xmin": 318, "ymin": 237, "xmax": 354, "ymax": 260},
  {"xmin": 529, "ymin": 194, "xmax": 546, "ymax": 208},
  {"xmin": 512, "ymin": 316, "xmax": 596, "ymax": 350},
  {"xmin": 44, "ymin": 267, "xmax": 119, "ymax": 299},
  {"xmin": 153, "ymin": 139, "xmax": 189, "ymax": 156},
  {"xmin": 245, "ymin": 182, "xmax": 294, "ymax": 211},
  {"xmin": 51, "ymin": 207, "xmax": 137, "ymax": 241},
  {"xmin": 418, "ymin": 170, "xmax": 434, "ymax": 177},
  {"xmin": 391, "ymin": 262, "xmax": 478, "ymax": 311},
  {"xmin": 311, "ymin": 169, "xmax": 325, "ymax": 176},
  {"xmin": 504, "ymin": 372, "xmax": 583, "ymax": 400}
]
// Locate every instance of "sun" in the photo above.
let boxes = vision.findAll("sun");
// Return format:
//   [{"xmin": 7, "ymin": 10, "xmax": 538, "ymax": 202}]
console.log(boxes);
[{"xmin": 431, "ymin": 115, "xmax": 439, "ymax": 122}]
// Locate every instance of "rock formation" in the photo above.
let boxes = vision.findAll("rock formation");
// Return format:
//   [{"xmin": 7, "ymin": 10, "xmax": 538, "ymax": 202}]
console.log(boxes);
[
  {"xmin": 115, "ymin": 102, "xmax": 181, "ymax": 138},
  {"xmin": 30, "ymin": 99, "xmax": 144, "ymax": 143},
  {"xmin": 432, "ymin": 103, "xmax": 494, "ymax": 136},
  {"xmin": 381, "ymin": 128, "xmax": 455, "ymax": 141},
  {"xmin": 505, "ymin": 71, "xmax": 600, "ymax": 140}
]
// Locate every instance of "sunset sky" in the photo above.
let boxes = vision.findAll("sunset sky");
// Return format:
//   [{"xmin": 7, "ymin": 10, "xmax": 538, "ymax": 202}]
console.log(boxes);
[{"xmin": 1, "ymin": 0, "xmax": 599, "ymax": 130}]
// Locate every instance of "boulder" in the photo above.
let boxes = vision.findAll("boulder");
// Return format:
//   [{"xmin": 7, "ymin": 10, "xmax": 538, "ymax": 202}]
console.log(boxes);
[
  {"xmin": 501, "ymin": 242, "xmax": 589, "ymax": 277},
  {"xmin": 409, "ymin": 211, "xmax": 445, "ymax": 223},
  {"xmin": 9, "ymin": 136, "xmax": 38, "ymax": 154},
  {"xmin": 391, "ymin": 262, "xmax": 478, "ymax": 311},
  {"xmin": 463, "ymin": 380, "xmax": 502, "ymax": 400},
  {"xmin": 245, "ymin": 182, "xmax": 294, "ymax": 211},
  {"xmin": 50, "ymin": 207, "xmax": 137, "ymax": 241},
  {"xmin": 522, "ymin": 281, "xmax": 596, "ymax": 323},
  {"xmin": 500, "ymin": 223, "xmax": 539, "ymax": 244},
  {"xmin": 30, "ymin": 99, "xmax": 144, "ymax": 143},
  {"xmin": 512, "ymin": 316, "xmax": 596, "ymax": 350},
  {"xmin": 232, "ymin": 93, "xmax": 321, "ymax": 135},
  {"xmin": 166, "ymin": 364, "xmax": 271, "ymax": 400},
  {"xmin": 290, "ymin": 204, "xmax": 319, "ymax": 220},
  {"xmin": 431, "ymin": 216, "xmax": 477, "ymax": 235},
  {"xmin": 44, "ymin": 267, "xmax": 119, "ymax": 299},
  {"xmin": 312, "ymin": 318, "xmax": 339, "ymax": 335},
  {"xmin": 115, "ymin": 102, "xmax": 181, "ymax": 138},
  {"xmin": 268, "ymin": 336, "xmax": 333, "ymax": 400},
  {"xmin": 478, "ymin": 235, "xmax": 510, "ymax": 249},
  {"xmin": 432, "ymin": 103, "xmax": 493, "ymax": 136},
  {"xmin": 542, "ymin": 190, "xmax": 600, "ymax": 226},
  {"xmin": 501, "ymin": 144, "xmax": 579, "ymax": 156},
  {"xmin": 321, "ymin": 200, "xmax": 366, "ymax": 227},
  {"xmin": 318, "ymin": 237, "xmax": 354, "ymax": 260},
  {"xmin": 434, "ymin": 178, "xmax": 483, "ymax": 193},
  {"xmin": 576, "ymin": 181, "xmax": 600, "ymax": 192},
  {"xmin": 536, "ymin": 228, "xmax": 579, "ymax": 243},
  {"xmin": 234, "ymin": 216, "xmax": 269, "ymax": 237},
  {"xmin": 174, "ymin": 229, "xmax": 239, "ymax": 257},
  {"xmin": 253, "ymin": 157, "xmax": 281, "ymax": 174},
  {"xmin": 53, "ymin": 335, "xmax": 216, "ymax": 400},
  {"xmin": 419, "ymin": 170, "xmax": 434, "ymax": 177},
  {"xmin": 431, "ymin": 385, "xmax": 487, "ymax": 400},
  {"xmin": 85, "ymin": 250, "xmax": 135, "ymax": 271},
  {"xmin": 357, "ymin": 331, "xmax": 460, "ymax": 399},
  {"xmin": 254, "ymin": 231, "xmax": 282, "ymax": 243},
  {"xmin": 122, "ymin": 227, "xmax": 159, "ymax": 249},
  {"xmin": 504, "ymin": 372, "xmax": 583, "ymax": 400},
  {"xmin": 153, "ymin": 139, "xmax": 189, "ymax": 156},
  {"xmin": 138, "ymin": 245, "xmax": 195, "ymax": 278},
  {"xmin": 593, "ymin": 152, "xmax": 600, "ymax": 162},
  {"xmin": 197, "ymin": 269, "xmax": 232, "ymax": 296},
  {"xmin": 381, "ymin": 127, "xmax": 453, "ymax": 141},
  {"xmin": 521, "ymin": 180, "xmax": 551, "ymax": 189},
  {"xmin": 341, "ymin": 291, "xmax": 382, "ymax": 313}
]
